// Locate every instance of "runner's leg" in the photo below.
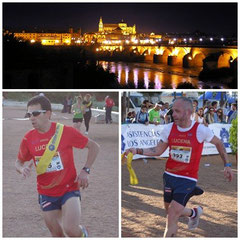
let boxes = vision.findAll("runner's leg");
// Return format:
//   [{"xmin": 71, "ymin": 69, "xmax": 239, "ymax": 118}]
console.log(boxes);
[
  {"xmin": 62, "ymin": 197, "xmax": 84, "ymax": 237},
  {"xmin": 164, "ymin": 200, "xmax": 185, "ymax": 237},
  {"xmin": 84, "ymin": 112, "xmax": 91, "ymax": 132},
  {"xmin": 42, "ymin": 209, "xmax": 65, "ymax": 237}
]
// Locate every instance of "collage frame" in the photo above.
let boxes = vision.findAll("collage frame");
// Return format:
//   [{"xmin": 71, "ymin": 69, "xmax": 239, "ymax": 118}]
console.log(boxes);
[{"xmin": 1, "ymin": 0, "xmax": 239, "ymax": 239}]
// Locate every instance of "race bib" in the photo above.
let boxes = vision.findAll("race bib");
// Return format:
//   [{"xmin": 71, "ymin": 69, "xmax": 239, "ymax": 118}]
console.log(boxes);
[
  {"xmin": 35, "ymin": 152, "xmax": 64, "ymax": 173},
  {"xmin": 170, "ymin": 146, "xmax": 192, "ymax": 163}
]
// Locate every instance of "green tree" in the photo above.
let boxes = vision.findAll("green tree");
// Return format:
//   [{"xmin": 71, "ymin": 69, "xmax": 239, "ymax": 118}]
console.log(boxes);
[{"xmin": 229, "ymin": 117, "xmax": 237, "ymax": 154}]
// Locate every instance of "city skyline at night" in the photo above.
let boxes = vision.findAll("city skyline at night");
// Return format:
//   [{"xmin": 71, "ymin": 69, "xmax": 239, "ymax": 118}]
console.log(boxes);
[{"xmin": 3, "ymin": 2, "xmax": 237, "ymax": 36}]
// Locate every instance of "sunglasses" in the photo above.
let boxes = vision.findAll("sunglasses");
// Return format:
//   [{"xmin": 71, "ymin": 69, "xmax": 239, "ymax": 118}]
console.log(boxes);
[{"xmin": 25, "ymin": 110, "xmax": 47, "ymax": 118}]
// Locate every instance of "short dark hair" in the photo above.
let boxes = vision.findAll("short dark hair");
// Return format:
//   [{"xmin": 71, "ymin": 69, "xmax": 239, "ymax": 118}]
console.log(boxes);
[
  {"xmin": 141, "ymin": 104, "xmax": 147, "ymax": 109},
  {"xmin": 212, "ymin": 101, "xmax": 217, "ymax": 106},
  {"xmin": 27, "ymin": 95, "xmax": 52, "ymax": 111}
]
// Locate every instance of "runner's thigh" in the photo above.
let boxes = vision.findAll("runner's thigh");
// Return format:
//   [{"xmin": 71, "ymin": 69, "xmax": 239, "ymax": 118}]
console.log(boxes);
[
  {"xmin": 42, "ymin": 209, "xmax": 63, "ymax": 234},
  {"xmin": 62, "ymin": 197, "xmax": 81, "ymax": 227}
]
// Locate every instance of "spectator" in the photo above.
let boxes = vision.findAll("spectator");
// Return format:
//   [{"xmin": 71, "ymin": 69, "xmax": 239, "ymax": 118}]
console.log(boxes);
[
  {"xmin": 203, "ymin": 101, "xmax": 211, "ymax": 115},
  {"xmin": 227, "ymin": 103, "xmax": 237, "ymax": 124},
  {"xmin": 191, "ymin": 101, "xmax": 198, "ymax": 121},
  {"xmin": 197, "ymin": 108, "xmax": 207, "ymax": 125},
  {"xmin": 131, "ymin": 111, "xmax": 136, "ymax": 121},
  {"xmin": 211, "ymin": 101, "xmax": 218, "ymax": 112},
  {"xmin": 215, "ymin": 108, "xmax": 226, "ymax": 123},
  {"xmin": 61, "ymin": 96, "xmax": 68, "ymax": 113},
  {"xmin": 158, "ymin": 101, "xmax": 166, "ymax": 125},
  {"xmin": 125, "ymin": 112, "xmax": 134, "ymax": 124},
  {"xmin": 205, "ymin": 107, "xmax": 215, "ymax": 125},
  {"xmin": 193, "ymin": 100, "xmax": 199, "ymax": 112},
  {"xmin": 143, "ymin": 100, "xmax": 154, "ymax": 110},
  {"xmin": 148, "ymin": 102, "xmax": 162, "ymax": 125},
  {"xmin": 105, "ymin": 96, "xmax": 115, "ymax": 124},
  {"xmin": 227, "ymin": 103, "xmax": 234, "ymax": 119},
  {"xmin": 135, "ymin": 104, "xmax": 149, "ymax": 125},
  {"xmin": 67, "ymin": 96, "xmax": 73, "ymax": 114}
]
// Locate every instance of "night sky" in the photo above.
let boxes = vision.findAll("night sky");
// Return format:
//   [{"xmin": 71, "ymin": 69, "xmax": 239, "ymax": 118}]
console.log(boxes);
[{"xmin": 3, "ymin": 2, "xmax": 237, "ymax": 36}]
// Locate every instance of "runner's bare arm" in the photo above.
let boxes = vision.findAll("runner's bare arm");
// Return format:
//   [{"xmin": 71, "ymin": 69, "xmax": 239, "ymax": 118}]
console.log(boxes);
[
  {"xmin": 126, "ymin": 140, "xmax": 168, "ymax": 157},
  {"xmin": 210, "ymin": 136, "xmax": 233, "ymax": 182},
  {"xmin": 75, "ymin": 139, "xmax": 100, "ymax": 189},
  {"xmin": 15, "ymin": 159, "xmax": 33, "ymax": 179},
  {"xmin": 84, "ymin": 139, "xmax": 100, "ymax": 168}
]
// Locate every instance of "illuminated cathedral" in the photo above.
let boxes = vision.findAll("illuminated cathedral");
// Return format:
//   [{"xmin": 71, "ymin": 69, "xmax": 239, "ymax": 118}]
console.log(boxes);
[
  {"xmin": 83, "ymin": 17, "xmax": 137, "ymax": 44},
  {"xmin": 98, "ymin": 17, "xmax": 136, "ymax": 35}
]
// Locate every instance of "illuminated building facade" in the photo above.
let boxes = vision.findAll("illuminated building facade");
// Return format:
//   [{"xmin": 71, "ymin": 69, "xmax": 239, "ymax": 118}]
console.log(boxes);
[
  {"xmin": 98, "ymin": 17, "xmax": 136, "ymax": 35},
  {"xmin": 13, "ymin": 28, "xmax": 81, "ymax": 45},
  {"xmin": 83, "ymin": 17, "xmax": 138, "ymax": 44}
]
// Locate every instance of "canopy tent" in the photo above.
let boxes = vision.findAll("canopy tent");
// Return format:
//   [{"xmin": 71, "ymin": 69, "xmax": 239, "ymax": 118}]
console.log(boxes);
[
  {"xmin": 198, "ymin": 92, "xmax": 227, "ymax": 101},
  {"xmin": 198, "ymin": 92, "xmax": 237, "ymax": 105}
]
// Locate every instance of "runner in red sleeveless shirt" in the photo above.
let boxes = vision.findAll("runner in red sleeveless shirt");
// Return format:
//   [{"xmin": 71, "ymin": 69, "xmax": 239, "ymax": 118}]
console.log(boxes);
[
  {"xmin": 16, "ymin": 95, "xmax": 100, "ymax": 237},
  {"xmin": 126, "ymin": 97, "xmax": 233, "ymax": 237}
]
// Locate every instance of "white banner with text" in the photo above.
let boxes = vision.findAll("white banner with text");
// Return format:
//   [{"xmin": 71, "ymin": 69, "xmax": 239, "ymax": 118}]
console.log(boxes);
[{"xmin": 121, "ymin": 123, "xmax": 232, "ymax": 159}]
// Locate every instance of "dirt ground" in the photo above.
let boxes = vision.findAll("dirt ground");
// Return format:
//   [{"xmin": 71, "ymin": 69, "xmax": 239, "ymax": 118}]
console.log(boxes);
[
  {"xmin": 3, "ymin": 105, "xmax": 119, "ymax": 237},
  {"xmin": 122, "ymin": 155, "xmax": 237, "ymax": 238}
]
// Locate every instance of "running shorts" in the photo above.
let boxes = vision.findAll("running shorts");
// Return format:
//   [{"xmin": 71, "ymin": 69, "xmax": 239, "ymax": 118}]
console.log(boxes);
[
  {"xmin": 163, "ymin": 172, "xmax": 196, "ymax": 206},
  {"xmin": 39, "ymin": 190, "xmax": 81, "ymax": 211}
]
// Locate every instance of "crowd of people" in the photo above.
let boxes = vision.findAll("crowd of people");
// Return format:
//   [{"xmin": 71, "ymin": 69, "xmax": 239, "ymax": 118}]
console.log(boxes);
[{"xmin": 125, "ymin": 98, "xmax": 237, "ymax": 125}]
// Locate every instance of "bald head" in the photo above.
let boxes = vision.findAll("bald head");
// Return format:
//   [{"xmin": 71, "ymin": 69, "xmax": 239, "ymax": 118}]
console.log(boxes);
[{"xmin": 174, "ymin": 97, "xmax": 193, "ymax": 113}]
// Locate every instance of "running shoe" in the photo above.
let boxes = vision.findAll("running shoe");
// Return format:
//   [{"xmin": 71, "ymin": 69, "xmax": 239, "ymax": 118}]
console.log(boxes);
[
  {"xmin": 80, "ymin": 225, "xmax": 89, "ymax": 237},
  {"xmin": 188, "ymin": 206, "xmax": 203, "ymax": 230}
]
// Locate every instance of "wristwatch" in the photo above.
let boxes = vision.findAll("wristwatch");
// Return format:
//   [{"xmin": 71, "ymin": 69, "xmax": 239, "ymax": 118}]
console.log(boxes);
[
  {"xmin": 224, "ymin": 163, "xmax": 232, "ymax": 167},
  {"xmin": 82, "ymin": 167, "xmax": 90, "ymax": 174}
]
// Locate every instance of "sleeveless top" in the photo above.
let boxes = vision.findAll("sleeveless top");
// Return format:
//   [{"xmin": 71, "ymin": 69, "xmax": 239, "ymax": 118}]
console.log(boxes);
[{"xmin": 165, "ymin": 122, "xmax": 204, "ymax": 180}]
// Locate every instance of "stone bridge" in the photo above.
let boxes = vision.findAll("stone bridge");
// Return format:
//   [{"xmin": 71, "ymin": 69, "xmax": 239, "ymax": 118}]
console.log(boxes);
[{"xmin": 97, "ymin": 44, "xmax": 238, "ymax": 68}]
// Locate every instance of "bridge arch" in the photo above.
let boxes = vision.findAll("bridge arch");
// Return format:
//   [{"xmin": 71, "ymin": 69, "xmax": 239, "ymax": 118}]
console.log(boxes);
[
  {"xmin": 218, "ymin": 52, "xmax": 233, "ymax": 68},
  {"xmin": 193, "ymin": 53, "xmax": 206, "ymax": 67},
  {"xmin": 183, "ymin": 53, "xmax": 193, "ymax": 68},
  {"xmin": 162, "ymin": 48, "xmax": 172, "ymax": 64},
  {"xmin": 168, "ymin": 48, "xmax": 187, "ymax": 66}
]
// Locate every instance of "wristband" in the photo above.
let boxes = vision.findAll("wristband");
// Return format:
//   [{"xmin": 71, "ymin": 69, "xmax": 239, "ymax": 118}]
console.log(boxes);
[{"xmin": 224, "ymin": 163, "xmax": 232, "ymax": 167}]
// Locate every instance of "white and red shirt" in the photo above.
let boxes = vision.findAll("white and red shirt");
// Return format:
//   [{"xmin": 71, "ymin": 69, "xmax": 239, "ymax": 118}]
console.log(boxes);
[
  {"xmin": 161, "ymin": 121, "xmax": 214, "ymax": 181},
  {"xmin": 18, "ymin": 122, "xmax": 88, "ymax": 196}
]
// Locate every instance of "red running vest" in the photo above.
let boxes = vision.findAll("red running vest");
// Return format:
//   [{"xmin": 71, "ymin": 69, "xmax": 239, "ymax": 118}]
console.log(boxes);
[{"xmin": 166, "ymin": 122, "xmax": 204, "ymax": 180}]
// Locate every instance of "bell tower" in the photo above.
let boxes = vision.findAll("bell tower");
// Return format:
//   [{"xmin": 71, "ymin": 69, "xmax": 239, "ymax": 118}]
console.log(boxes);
[{"xmin": 99, "ymin": 17, "xmax": 104, "ymax": 32}]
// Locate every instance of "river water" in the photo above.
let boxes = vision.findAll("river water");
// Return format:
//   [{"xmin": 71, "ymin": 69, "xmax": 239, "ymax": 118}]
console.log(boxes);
[{"xmin": 99, "ymin": 61, "xmax": 227, "ymax": 89}]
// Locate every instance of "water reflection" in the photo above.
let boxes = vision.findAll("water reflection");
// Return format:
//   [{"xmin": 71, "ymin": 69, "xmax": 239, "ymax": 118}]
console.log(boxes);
[{"xmin": 100, "ymin": 61, "xmax": 228, "ymax": 89}]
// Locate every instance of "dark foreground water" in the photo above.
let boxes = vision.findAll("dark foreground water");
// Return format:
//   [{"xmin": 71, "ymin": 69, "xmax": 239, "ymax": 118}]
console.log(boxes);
[{"xmin": 100, "ymin": 61, "xmax": 228, "ymax": 89}]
